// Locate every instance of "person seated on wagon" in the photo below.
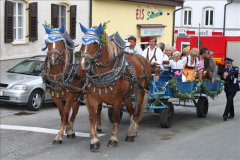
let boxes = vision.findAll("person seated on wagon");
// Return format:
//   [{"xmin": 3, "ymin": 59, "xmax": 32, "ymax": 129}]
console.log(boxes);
[
  {"xmin": 167, "ymin": 51, "xmax": 186, "ymax": 82},
  {"xmin": 162, "ymin": 45, "xmax": 173, "ymax": 72},
  {"xmin": 124, "ymin": 36, "xmax": 142, "ymax": 54},
  {"xmin": 181, "ymin": 47, "xmax": 190, "ymax": 60},
  {"xmin": 182, "ymin": 48, "xmax": 199, "ymax": 82},
  {"xmin": 164, "ymin": 45, "xmax": 173, "ymax": 60},
  {"xmin": 197, "ymin": 47, "xmax": 212, "ymax": 80},
  {"xmin": 141, "ymin": 36, "xmax": 164, "ymax": 81},
  {"xmin": 156, "ymin": 42, "xmax": 165, "ymax": 52}
]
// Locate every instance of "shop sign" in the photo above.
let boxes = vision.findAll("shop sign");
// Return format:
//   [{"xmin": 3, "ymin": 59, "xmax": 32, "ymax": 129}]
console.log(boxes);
[
  {"xmin": 141, "ymin": 28, "xmax": 165, "ymax": 36},
  {"xmin": 136, "ymin": 9, "xmax": 144, "ymax": 20},
  {"xmin": 178, "ymin": 28, "xmax": 187, "ymax": 37},
  {"xmin": 195, "ymin": 29, "xmax": 212, "ymax": 36},
  {"xmin": 147, "ymin": 10, "xmax": 163, "ymax": 20}
]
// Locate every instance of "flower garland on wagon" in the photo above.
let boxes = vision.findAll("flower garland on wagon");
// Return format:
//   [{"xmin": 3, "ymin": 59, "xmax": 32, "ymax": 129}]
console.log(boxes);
[{"xmin": 154, "ymin": 78, "xmax": 224, "ymax": 105}]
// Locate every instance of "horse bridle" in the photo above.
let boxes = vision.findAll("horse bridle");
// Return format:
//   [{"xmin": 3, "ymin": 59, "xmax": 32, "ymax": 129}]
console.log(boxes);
[
  {"xmin": 47, "ymin": 41, "xmax": 65, "ymax": 66},
  {"xmin": 80, "ymin": 32, "xmax": 102, "ymax": 66}
]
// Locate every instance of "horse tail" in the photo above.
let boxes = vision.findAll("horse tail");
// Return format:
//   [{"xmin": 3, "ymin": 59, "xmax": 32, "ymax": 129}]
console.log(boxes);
[
  {"xmin": 137, "ymin": 93, "xmax": 147, "ymax": 123},
  {"xmin": 84, "ymin": 94, "xmax": 90, "ymax": 113}
]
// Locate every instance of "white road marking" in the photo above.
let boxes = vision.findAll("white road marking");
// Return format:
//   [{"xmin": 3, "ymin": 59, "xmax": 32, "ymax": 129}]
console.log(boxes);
[{"xmin": 0, "ymin": 125, "xmax": 105, "ymax": 137}]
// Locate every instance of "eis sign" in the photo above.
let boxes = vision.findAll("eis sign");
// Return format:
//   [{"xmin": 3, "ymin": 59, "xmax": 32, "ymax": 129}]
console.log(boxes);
[{"xmin": 136, "ymin": 9, "xmax": 163, "ymax": 20}]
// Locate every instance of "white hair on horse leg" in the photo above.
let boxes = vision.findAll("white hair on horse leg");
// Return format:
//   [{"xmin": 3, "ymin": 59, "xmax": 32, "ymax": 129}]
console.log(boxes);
[
  {"xmin": 126, "ymin": 116, "xmax": 138, "ymax": 136},
  {"xmin": 65, "ymin": 129, "xmax": 74, "ymax": 135},
  {"xmin": 90, "ymin": 137, "xmax": 100, "ymax": 144},
  {"xmin": 54, "ymin": 134, "xmax": 63, "ymax": 140},
  {"xmin": 110, "ymin": 135, "xmax": 118, "ymax": 142}
]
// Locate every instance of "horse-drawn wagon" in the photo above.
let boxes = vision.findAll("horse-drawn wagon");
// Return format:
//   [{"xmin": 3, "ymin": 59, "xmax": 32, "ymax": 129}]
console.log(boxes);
[
  {"xmin": 106, "ymin": 73, "xmax": 224, "ymax": 128},
  {"xmin": 41, "ymin": 22, "xmax": 224, "ymax": 151}
]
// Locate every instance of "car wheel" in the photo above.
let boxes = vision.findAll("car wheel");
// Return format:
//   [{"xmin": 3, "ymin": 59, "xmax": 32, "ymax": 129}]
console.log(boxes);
[{"xmin": 27, "ymin": 90, "xmax": 44, "ymax": 111}]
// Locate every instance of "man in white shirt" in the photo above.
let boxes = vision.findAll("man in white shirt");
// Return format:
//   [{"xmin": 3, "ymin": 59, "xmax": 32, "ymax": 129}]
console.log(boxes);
[
  {"xmin": 141, "ymin": 36, "xmax": 164, "ymax": 81},
  {"xmin": 124, "ymin": 36, "xmax": 142, "ymax": 54}
]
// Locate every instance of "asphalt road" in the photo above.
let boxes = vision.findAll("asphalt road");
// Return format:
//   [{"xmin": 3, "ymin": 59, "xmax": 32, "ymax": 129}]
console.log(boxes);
[{"xmin": 1, "ymin": 92, "xmax": 240, "ymax": 160}]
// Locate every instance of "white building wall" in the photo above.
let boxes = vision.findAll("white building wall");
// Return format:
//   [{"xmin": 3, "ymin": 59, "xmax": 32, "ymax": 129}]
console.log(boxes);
[
  {"xmin": 0, "ymin": 0, "xmax": 89, "ymax": 72},
  {"xmin": 175, "ymin": 0, "xmax": 240, "ymax": 36}
]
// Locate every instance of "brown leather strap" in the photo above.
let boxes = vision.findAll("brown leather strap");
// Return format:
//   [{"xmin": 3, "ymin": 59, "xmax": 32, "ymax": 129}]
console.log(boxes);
[{"xmin": 147, "ymin": 48, "xmax": 157, "ymax": 62}]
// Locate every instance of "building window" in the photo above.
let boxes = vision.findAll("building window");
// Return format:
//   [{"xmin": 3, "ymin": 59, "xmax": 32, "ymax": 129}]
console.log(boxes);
[
  {"xmin": 13, "ymin": 1, "xmax": 26, "ymax": 42},
  {"xmin": 58, "ymin": 4, "xmax": 67, "ymax": 28},
  {"xmin": 204, "ymin": 8, "xmax": 214, "ymax": 26},
  {"xmin": 183, "ymin": 9, "xmax": 192, "ymax": 26}
]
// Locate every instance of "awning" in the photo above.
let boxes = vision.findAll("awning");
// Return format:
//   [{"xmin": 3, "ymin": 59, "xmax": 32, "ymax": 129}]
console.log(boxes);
[
  {"xmin": 137, "ymin": 24, "xmax": 166, "ymax": 37},
  {"xmin": 137, "ymin": 24, "xmax": 167, "ymax": 28}
]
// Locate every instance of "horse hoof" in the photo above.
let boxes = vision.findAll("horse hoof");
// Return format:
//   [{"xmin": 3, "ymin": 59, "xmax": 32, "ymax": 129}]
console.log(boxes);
[
  {"xmin": 125, "ymin": 136, "xmax": 135, "ymax": 142},
  {"xmin": 52, "ymin": 140, "xmax": 62, "ymax": 145},
  {"xmin": 90, "ymin": 142, "xmax": 100, "ymax": 151},
  {"xmin": 96, "ymin": 128, "xmax": 102, "ymax": 133},
  {"xmin": 67, "ymin": 133, "xmax": 76, "ymax": 139},
  {"xmin": 107, "ymin": 140, "xmax": 118, "ymax": 147}
]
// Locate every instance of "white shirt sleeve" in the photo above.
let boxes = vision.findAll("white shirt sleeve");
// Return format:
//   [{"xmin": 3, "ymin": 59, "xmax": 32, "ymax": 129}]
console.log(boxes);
[
  {"xmin": 155, "ymin": 48, "xmax": 163, "ymax": 65},
  {"xmin": 169, "ymin": 60, "xmax": 173, "ymax": 68},
  {"xmin": 141, "ymin": 48, "xmax": 148, "ymax": 58},
  {"xmin": 136, "ymin": 46, "xmax": 142, "ymax": 55},
  {"xmin": 182, "ymin": 56, "xmax": 187, "ymax": 67},
  {"xmin": 178, "ymin": 60, "xmax": 183, "ymax": 69}
]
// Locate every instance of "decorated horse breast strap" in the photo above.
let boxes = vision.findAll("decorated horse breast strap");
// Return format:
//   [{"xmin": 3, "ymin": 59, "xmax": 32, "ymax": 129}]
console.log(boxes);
[{"xmin": 86, "ymin": 52, "xmax": 126, "ymax": 84}]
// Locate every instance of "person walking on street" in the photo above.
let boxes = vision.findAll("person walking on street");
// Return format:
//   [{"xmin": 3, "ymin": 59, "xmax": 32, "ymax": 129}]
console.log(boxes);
[
  {"xmin": 124, "ymin": 36, "xmax": 142, "ymax": 54},
  {"xmin": 220, "ymin": 57, "xmax": 239, "ymax": 121}
]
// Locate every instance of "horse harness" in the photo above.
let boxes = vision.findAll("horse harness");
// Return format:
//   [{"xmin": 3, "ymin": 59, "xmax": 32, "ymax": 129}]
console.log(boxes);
[{"xmin": 41, "ymin": 33, "xmax": 86, "ymax": 93}]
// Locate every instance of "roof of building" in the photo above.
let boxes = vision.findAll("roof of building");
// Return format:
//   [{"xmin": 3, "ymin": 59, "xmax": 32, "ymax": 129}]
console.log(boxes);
[{"xmin": 121, "ymin": 0, "xmax": 184, "ymax": 7}]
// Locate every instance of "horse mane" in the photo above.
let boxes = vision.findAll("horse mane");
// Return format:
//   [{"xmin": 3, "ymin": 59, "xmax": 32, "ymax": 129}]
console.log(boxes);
[
  {"xmin": 92, "ymin": 25, "xmax": 118, "ymax": 59},
  {"xmin": 102, "ymin": 31, "xmax": 118, "ymax": 59}
]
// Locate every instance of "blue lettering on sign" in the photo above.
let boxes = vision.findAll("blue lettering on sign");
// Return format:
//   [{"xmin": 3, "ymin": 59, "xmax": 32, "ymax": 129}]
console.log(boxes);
[{"xmin": 147, "ymin": 10, "xmax": 163, "ymax": 20}]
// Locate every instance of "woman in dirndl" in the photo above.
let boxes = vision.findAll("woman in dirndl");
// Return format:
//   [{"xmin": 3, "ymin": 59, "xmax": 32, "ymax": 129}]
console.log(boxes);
[
  {"xmin": 182, "ymin": 48, "xmax": 199, "ymax": 81},
  {"xmin": 167, "ymin": 51, "xmax": 186, "ymax": 82}
]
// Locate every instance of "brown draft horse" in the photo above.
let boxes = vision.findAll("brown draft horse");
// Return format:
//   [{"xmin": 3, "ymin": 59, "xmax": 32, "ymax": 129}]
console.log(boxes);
[
  {"xmin": 80, "ymin": 23, "xmax": 151, "ymax": 151},
  {"xmin": 42, "ymin": 25, "xmax": 88, "ymax": 144}
]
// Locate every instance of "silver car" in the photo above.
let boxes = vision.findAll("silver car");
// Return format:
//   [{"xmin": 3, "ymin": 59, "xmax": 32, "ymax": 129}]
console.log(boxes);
[{"xmin": 0, "ymin": 56, "xmax": 52, "ymax": 111}]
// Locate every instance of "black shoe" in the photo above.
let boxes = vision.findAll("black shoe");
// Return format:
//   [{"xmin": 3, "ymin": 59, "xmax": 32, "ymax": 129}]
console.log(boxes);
[
  {"xmin": 223, "ymin": 116, "xmax": 228, "ymax": 121},
  {"xmin": 228, "ymin": 115, "xmax": 234, "ymax": 119}
]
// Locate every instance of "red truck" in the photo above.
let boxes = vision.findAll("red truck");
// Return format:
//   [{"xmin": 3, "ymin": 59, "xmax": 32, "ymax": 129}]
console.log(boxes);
[{"xmin": 176, "ymin": 36, "xmax": 240, "ymax": 75}]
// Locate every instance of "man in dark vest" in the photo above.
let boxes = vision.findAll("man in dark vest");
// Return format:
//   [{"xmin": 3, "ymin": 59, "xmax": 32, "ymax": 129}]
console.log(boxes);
[
  {"xmin": 220, "ymin": 57, "xmax": 239, "ymax": 121},
  {"xmin": 141, "ymin": 36, "xmax": 164, "ymax": 81}
]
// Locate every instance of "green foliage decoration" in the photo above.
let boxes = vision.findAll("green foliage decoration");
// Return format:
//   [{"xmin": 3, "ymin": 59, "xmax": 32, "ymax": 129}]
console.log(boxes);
[
  {"xmin": 99, "ymin": 20, "xmax": 110, "ymax": 47},
  {"xmin": 44, "ymin": 21, "xmax": 53, "ymax": 29},
  {"xmin": 74, "ymin": 50, "xmax": 82, "ymax": 60},
  {"xmin": 153, "ymin": 77, "xmax": 224, "ymax": 106}
]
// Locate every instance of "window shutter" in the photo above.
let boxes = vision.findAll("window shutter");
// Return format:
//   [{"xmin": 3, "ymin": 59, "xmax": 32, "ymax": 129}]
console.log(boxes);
[
  {"xmin": 29, "ymin": 2, "xmax": 38, "ymax": 42},
  {"xmin": 51, "ymin": 4, "xmax": 59, "ymax": 28},
  {"xmin": 70, "ymin": 5, "xmax": 77, "ymax": 39},
  {"xmin": 4, "ymin": 0, "xmax": 14, "ymax": 43}
]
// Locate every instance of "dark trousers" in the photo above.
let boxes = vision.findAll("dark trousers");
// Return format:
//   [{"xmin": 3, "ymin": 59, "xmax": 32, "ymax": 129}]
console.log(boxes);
[{"xmin": 223, "ymin": 92, "xmax": 237, "ymax": 117}]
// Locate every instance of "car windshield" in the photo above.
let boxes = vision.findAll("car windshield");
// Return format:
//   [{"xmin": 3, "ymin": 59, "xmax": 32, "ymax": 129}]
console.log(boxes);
[{"xmin": 8, "ymin": 60, "xmax": 43, "ymax": 76}]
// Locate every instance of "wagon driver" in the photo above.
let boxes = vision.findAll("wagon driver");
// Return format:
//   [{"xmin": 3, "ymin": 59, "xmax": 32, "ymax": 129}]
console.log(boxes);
[
  {"xmin": 220, "ymin": 57, "xmax": 239, "ymax": 121},
  {"xmin": 141, "ymin": 36, "xmax": 164, "ymax": 81}
]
